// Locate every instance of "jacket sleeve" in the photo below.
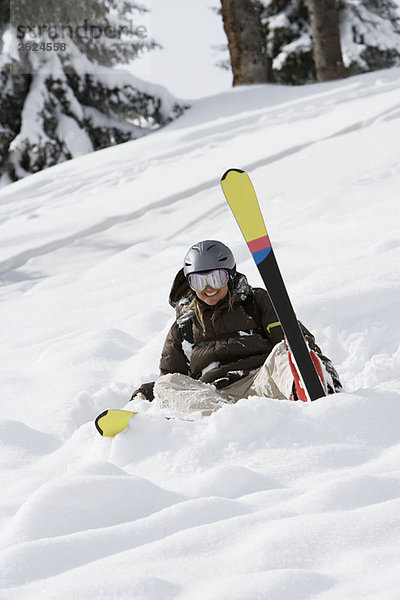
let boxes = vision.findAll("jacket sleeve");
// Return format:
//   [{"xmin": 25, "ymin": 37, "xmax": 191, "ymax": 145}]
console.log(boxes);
[
  {"xmin": 159, "ymin": 321, "xmax": 190, "ymax": 376},
  {"xmin": 253, "ymin": 288, "xmax": 284, "ymax": 346}
]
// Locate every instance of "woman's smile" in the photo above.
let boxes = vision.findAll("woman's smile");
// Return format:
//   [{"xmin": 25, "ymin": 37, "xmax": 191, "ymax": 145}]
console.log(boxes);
[{"xmin": 196, "ymin": 284, "xmax": 229, "ymax": 306}]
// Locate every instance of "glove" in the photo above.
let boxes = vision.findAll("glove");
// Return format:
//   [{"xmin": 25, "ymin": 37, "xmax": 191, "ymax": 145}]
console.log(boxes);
[{"xmin": 129, "ymin": 381, "xmax": 155, "ymax": 402}]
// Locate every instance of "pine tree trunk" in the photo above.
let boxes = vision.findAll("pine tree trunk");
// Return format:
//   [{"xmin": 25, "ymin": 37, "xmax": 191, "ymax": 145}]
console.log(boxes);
[
  {"xmin": 307, "ymin": 0, "xmax": 345, "ymax": 81},
  {"xmin": 220, "ymin": 0, "xmax": 270, "ymax": 85}
]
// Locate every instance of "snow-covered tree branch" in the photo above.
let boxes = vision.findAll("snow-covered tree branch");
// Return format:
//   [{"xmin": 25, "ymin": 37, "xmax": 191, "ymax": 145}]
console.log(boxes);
[
  {"xmin": 0, "ymin": 0, "xmax": 186, "ymax": 184},
  {"xmin": 216, "ymin": 0, "xmax": 400, "ymax": 85}
]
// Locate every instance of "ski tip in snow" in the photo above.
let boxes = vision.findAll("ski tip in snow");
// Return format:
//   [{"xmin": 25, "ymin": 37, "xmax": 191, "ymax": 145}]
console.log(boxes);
[{"xmin": 95, "ymin": 409, "xmax": 137, "ymax": 437}]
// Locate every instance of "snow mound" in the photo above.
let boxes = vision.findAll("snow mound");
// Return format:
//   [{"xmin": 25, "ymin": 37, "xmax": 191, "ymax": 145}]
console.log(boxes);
[{"xmin": 1, "ymin": 68, "xmax": 400, "ymax": 598}]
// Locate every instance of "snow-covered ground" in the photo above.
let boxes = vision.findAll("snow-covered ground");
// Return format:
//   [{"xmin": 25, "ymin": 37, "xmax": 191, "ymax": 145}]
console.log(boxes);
[{"xmin": 1, "ymin": 69, "xmax": 400, "ymax": 599}]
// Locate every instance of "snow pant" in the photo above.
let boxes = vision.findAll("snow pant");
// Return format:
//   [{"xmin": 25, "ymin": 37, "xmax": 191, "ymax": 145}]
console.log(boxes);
[{"xmin": 154, "ymin": 341, "xmax": 294, "ymax": 416}]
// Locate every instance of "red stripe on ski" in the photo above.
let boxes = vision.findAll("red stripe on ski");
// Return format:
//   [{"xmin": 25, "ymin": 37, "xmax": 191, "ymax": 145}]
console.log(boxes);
[
  {"xmin": 287, "ymin": 345, "xmax": 308, "ymax": 402},
  {"xmin": 247, "ymin": 235, "xmax": 271, "ymax": 253}
]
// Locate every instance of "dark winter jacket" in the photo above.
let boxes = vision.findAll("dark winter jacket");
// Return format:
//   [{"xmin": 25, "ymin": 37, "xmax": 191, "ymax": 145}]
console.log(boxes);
[
  {"xmin": 159, "ymin": 269, "xmax": 285, "ymax": 389},
  {"xmin": 131, "ymin": 270, "xmax": 342, "ymax": 402}
]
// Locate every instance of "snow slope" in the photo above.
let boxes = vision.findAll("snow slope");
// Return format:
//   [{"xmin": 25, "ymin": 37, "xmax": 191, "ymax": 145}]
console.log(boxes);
[{"xmin": 1, "ymin": 69, "xmax": 400, "ymax": 599}]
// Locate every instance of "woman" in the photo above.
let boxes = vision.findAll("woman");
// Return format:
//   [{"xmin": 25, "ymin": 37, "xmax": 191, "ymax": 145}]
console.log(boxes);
[{"xmin": 133, "ymin": 240, "xmax": 342, "ymax": 415}]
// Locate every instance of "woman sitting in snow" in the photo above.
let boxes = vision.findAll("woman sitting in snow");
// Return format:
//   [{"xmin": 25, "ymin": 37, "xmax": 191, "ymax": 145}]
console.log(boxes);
[{"xmin": 132, "ymin": 240, "xmax": 342, "ymax": 415}]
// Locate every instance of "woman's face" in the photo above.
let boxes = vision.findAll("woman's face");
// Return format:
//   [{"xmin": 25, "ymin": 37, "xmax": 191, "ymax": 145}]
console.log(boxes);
[{"xmin": 195, "ymin": 283, "xmax": 229, "ymax": 306}]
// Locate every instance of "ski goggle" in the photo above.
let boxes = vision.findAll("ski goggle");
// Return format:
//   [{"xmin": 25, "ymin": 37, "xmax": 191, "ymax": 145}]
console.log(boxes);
[{"xmin": 187, "ymin": 269, "xmax": 229, "ymax": 292}]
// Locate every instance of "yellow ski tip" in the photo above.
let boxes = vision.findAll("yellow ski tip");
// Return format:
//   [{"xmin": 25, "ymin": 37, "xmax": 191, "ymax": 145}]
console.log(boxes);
[
  {"xmin": 220, "ymin": 168, "xmax": 267, "ymax": 244},
  {"xmin": 221, "ymin": 168, "xmax": 245, "ymax": 181},
  {"xmin": 95, "ymin": 409, "xmax": 137, "ymax": 437}
]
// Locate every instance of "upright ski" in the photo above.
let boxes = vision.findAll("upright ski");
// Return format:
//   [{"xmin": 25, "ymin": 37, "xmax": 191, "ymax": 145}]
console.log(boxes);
[{"xmin": 220, "ymin": 168, "xmax": 326, "ymax": 402}]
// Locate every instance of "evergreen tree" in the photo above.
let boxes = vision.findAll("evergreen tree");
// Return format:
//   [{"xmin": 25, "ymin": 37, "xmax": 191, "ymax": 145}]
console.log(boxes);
[
  {"xmin": 218, "ymin": 0, "xmax": 400, "ymax": 85},
  {"xmin": 262, "ymin": 0, "xmax": 400, "ymax": 83},
  {"xmin": 0, "ymin": 0, "xmax": 185, "ymax": 183},
  {"xmin": 340, "ymin": 0, "xmax": 400, "ymax": 75},
  {"xmin": 262, "ymin": 0, "xmax": 315, "ymax": 84}
]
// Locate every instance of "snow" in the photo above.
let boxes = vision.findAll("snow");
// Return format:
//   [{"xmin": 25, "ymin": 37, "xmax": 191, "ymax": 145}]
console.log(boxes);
[
  {"xmin": 340, "ymin": 3, "xmax": 400, "ymax": 70},
  {"xmin": 272, "ymin": 32, "xmax": 313, "ymax": 72},
  {"xmin": 1, "ymin": 68, "xmax": 400, "ymax": 598},
  {"xmin": 56, "ymin": 114, "xmax": 94, "ymax": 158},
  {"xmin": 201, "ymin": 362, "xmax": 220, "ymax": 377}
]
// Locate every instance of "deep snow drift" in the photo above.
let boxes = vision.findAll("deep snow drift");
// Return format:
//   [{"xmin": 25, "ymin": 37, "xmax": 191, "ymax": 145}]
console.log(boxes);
[{"xmin": 0, "ymin": 69, "xmax": 400, "ymax": 599}]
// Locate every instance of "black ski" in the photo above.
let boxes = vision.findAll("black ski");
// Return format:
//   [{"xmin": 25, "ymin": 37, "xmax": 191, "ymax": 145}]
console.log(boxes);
[{"xmin": 221, "ymin": 168, "xmax": 326, "ymax": 401}]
